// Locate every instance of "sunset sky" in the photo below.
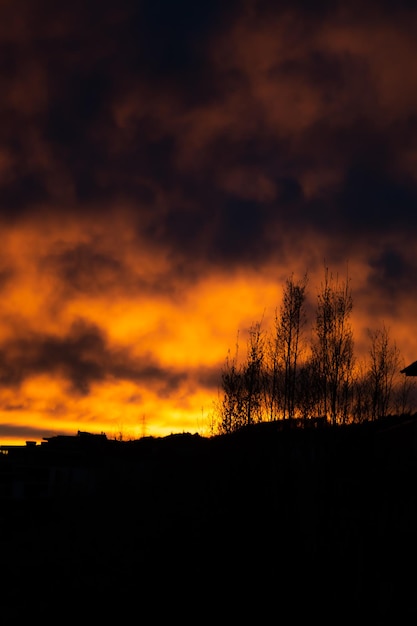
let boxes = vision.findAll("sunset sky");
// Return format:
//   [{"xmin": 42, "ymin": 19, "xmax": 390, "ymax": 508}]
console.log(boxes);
[{"xmin": 0, "ymin": 0, "xmax": 417, "ymax": 444}]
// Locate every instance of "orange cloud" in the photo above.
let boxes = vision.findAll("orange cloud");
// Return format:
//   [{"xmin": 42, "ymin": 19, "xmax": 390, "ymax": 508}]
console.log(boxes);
[
  {"xmin": 0, "ymin": 2, "xmax": 417, "ymax": 444},
  {"xmin": 0, "ymin": 211, "xmax": 415, "ymax": 445}
]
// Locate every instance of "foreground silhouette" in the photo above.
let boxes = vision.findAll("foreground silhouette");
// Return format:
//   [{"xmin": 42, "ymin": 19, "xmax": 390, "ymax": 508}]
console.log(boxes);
[{"xmin": 0, "ymin": 415, "xmax": 416, "ymax": 621}]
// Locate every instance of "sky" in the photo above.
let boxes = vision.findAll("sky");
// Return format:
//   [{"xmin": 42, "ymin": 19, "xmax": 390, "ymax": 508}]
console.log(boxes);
[{"xmin": 0, "ymin": 0, "xmax": 417, "ymax": 444}]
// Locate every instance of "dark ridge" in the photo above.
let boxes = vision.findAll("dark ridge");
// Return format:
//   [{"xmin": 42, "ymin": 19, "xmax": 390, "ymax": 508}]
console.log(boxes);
[{"xmin": 1, "ymin": 415, "xmax": 416, "ymax": 621}]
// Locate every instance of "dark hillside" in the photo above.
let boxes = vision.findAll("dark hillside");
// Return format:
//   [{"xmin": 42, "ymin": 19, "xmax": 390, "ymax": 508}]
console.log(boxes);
[{"xmin": 1, "ymin": 416, "xmax": 417, "ymax": 621}]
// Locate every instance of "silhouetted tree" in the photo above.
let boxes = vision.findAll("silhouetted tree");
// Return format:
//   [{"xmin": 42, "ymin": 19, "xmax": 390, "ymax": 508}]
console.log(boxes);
[
  {"xmin": 243, "ymin": 321, "xmax": 265, "ymax": 425},
  {"xmin": 218, "ymin": 337, "xmax": 246, "ymax": 434},
  {"xmin": 217, "ymin": 323, "xmax": 266, "ymax": 433},
  {"xmin": 351, "ymin": 360, "xmax": 372, "ymax": 423},
  {"xmin": 264, "ymin": 328, "xmax": 283, "ymax": 421},
  {"xmin": 274, "ymin": 273, "xmax": 308, "ymax": 419},
  {"xmin": 311, "ymin": 267, "xmax": 354, "ymax": 424},
  {"xmin": 367, "ymin": 324, "xmax": 400, "ymax": 420},
  {"xmin": 216, "ymin": 263, "xmax": 414, "ymax": 432},
  {"xmin": 297, "ymin": 359, "xmax": 321, "ymax": 420}
]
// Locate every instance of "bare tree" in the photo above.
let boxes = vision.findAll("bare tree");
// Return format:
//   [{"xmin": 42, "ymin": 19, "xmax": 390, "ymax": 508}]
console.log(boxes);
[
  {"xmin": 297, "ymin": 359, "xmax": 321, "ymax": 421},
  {"xmin": 218, "ymin": 336, "xmax": 246, "ymax": 434},
  {"xmin": 264, "ymin": 330, "xmax": 283, "ymax": 421},
  {"xmin": 217, "ymin": 322, "xmax": 266, "ymax": 433},
  {"xmin": 351, "ymin": 359, "xmax": 372, "ymax": 423},
  {"xmin": 367, "ymin": 324, "xmax": 400, "ymax": 420},
  {"xmin": 274, "ymin": 273, "xmax": 308, "ymax": 419},
  {"xmin": 311, "ymin": 266, "xmax": 354, "ymax": 425},
  {"xmin": 243, "ymin": 321, "xmax": 265, "ymax": 425}
]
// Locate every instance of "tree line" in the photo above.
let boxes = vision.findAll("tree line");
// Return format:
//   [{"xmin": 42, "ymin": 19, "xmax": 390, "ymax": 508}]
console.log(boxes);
[{"xmin": 214, "ymin": 266, "xmax": 416, "ymax": 435}]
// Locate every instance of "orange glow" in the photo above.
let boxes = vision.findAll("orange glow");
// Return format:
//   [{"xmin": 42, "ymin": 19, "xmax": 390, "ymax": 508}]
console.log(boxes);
[
  {"xmin": 0, "ymin": 4, "xmax": 417, "ymax": 445},
  {"xmin": 0, "ymin": 214, "xmax": 415, "ymax": 445}
]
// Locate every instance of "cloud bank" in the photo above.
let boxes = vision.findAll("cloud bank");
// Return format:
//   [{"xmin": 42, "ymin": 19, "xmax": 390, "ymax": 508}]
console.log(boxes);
[{"xmin": 0, "ymin": 0, "xmax": 416, "ymax": 442}]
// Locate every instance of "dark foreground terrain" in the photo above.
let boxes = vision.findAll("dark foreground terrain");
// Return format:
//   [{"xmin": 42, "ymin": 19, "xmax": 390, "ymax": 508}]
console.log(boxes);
[{"xmin": 1, "ymin": 416, "xmax": 417, "ymax": 622}]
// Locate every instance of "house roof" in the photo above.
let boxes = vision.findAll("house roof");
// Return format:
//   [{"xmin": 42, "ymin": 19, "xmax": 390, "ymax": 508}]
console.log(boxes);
[{"xmin": 400, "ymin": 360, "xmax": 417, "ymax": 376}]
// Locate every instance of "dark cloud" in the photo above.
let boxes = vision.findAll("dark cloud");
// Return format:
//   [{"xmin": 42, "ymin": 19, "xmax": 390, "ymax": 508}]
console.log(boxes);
[
  {"xmin": 129, "ymin": 0, "xmax": 238, "ymax": 86},
  {"xmin": 368, "ymin": 248, "xmax": 416, "ymax": 297},
  {"xmin": 0, "ymin": 422, "xmax": 63, "ymax": 441},
  {"xmin": 0, "ymin": 174, "xmax": 49, "ymax": 213},
  {"xmin": 192, "ymin": 364, "xmax": 226, "ymax": 391},
  {"xmin": 0, "ymin": 266, "xmax": 14, "ymax": 292},
  {"xmin": 0, "ymin": 0, "xmax": 241, "ymax": 213},
  {"xmin": 0, "ymin": 319, "xmax": 186, "ymax": 396},
  {"xmin": 42, "ymin": 241, "xmax": 194, "ymax": 299},
  {"xmin": 211, "ymin": 198, "xmax": 275, "ymax": 264},
  {"xmin": 0, "ymin": 0, "xmax": 415, "ymax": 259},
  {"xmin": 340, "ymin": 166, "xmax": 417, "ymax": 232},
  {"xmin": 44, "ymin": 244, "xmax": 126, "ymax": 295}
]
